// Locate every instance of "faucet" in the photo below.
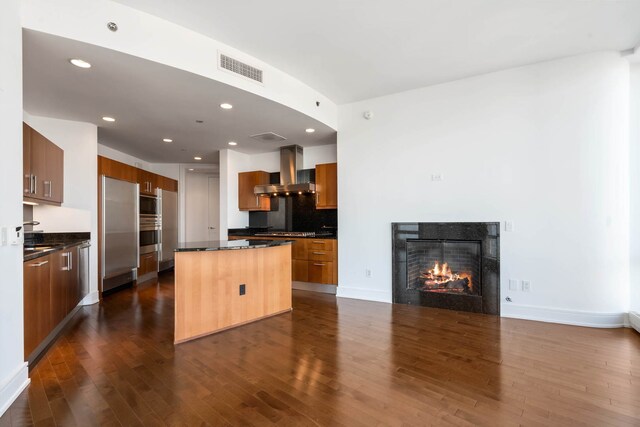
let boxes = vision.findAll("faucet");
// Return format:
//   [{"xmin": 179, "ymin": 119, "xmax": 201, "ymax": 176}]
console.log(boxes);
[{"xmin": 23, "ymin": 220, "xmax": 40, "ymax": 226}]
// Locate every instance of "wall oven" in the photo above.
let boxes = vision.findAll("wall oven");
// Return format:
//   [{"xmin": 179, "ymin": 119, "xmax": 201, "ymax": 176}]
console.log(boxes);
[
  {"xmin": 139, "ymin": 194, "xmax": 158, "ymax": 216},
  {"xmin": 140, "ymin": 214, "xmax": 160, "ymax": 254}
]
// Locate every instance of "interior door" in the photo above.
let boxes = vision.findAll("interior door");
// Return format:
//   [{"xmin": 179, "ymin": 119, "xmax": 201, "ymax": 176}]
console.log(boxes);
[{"xmin": 208, "ymin": 176, "xmax": 220, "ymax": 241}]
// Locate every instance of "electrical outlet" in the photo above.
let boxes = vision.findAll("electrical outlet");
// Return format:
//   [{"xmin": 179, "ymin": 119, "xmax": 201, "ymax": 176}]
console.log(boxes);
[
  {"xmin": 521, "ymin": 280, "xmax": 531, "ymax": 292},
  {"xmin": 431, "ymin": 173, "xmax": 443, "ymax": 182},
  {"xmin": 509, "ymin": 279, "xmax": 518, "ymax": 291},
  {"xmin": 365, "ymin": 269, "xmax": 372, "ymax": 278},
  {"xmin": 504, "ymin": 221, "xmax": 514, "ymax": 232}
]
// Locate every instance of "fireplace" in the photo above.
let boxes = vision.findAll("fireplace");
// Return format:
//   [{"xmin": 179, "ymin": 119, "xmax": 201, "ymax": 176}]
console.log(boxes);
[{"xmin": 392, "ymin": 223, "xmax": 500, "ymax": 315}]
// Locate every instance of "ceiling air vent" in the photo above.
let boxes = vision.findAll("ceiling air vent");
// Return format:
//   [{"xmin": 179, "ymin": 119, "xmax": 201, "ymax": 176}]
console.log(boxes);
[
  {"xmin": 219, "ymin": 53, "xmax": 263, "ymax": 83},
  {"xmin": 250, "ymin": 132, "xmax": 287, "ymax": 143}
]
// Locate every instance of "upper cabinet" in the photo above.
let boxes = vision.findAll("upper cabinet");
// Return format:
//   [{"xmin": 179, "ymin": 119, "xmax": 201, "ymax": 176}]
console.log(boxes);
[
  {"xmin": 238, "ymin": 171, "xmax": 271, "ymax": 211},
  {"xmin": 23, "ymin": 123, "xmax": 64, "ymax": 205},
  {"xmin": 98, "ymin": 156, "xmax": 137, "ymax": 183},
  {"xmin": 98, "ymin": 155, "xmax": 178, "ymax": 193},
  {"xmin": 315, "ymin": 162, "xmax": 337, "ymax": 209},
  {"xmin": 138, "ymin": 169, "xmax": 158, "ymax": 195},
  {"xmin": 159, "ymin": 176, "xmax": 178, "ymax": 192}
]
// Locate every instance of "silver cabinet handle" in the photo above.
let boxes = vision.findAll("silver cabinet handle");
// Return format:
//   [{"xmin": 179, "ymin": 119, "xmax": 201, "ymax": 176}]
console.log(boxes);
[
  {"xmin": 311, "ymin": 241, "xmax": 325, "ymax": 244},
  {"xmin": 69, "ymin": 251, "xmax": 72, "ymax": 270},
  {"xmin": 312, "ymin": 252, "xmax": 325, "ymax": 255},
  {"xmin": 62, "ymin": 252, "xmax": 69, "ymax": 270},
  {"xmin": 33, "ymin": 175, "xmax": 37, "ymax": 194},
  {"xmin": 29, "ymin": 260, "xmax": 48, "ymax": 267},
  {"xmin": 49, "ymin": 181, "xmax": 53, "ymax": 198},
  {"xmin": 313, "ymin": 263, "xmax": 326, "ymax": 266}
]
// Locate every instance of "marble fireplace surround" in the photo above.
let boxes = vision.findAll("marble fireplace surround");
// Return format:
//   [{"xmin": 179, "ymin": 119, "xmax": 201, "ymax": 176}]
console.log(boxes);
[{"xmin": 392, "ymin": 222, "xmax": 500, "ymax": 315}]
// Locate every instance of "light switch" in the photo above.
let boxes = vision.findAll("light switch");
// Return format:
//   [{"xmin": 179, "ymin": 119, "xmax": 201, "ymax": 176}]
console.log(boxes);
[
  {"xmin": 509, "ymin": 279, "xmax": 518, "ymax": 291},
  {"xmin": 504, "ymin": 221, "xmax": 514, "ymax": 232}
]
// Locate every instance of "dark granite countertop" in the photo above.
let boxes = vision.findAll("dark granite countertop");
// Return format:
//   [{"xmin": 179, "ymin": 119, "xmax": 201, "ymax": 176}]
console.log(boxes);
[
  {"xmin": 175, "ymin": 239, "xmax": 293, "ymax": 252},
  {"xmin": 227, "ymin": 229, "xmax": 337, "ymax": 239},
  {"xmin": 24, "ymin": 240, "xmax": 91, "ymax": 262}
]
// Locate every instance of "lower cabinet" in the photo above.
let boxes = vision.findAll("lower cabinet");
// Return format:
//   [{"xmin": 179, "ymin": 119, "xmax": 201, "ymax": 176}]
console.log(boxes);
[
  {"xmin": 229, "ymin": 237, "xmax": 338, "ymax": 285},
  {"xmin": 138, "ymin": 251, "xmax": 158, "ymax": 277},
  {"xmin": 24, "ymin": 245, "xmax": 82, "ymax": 360},
  {"xmin": 24, "ymin": 255, "xmax": 52, "ymax": 358}
]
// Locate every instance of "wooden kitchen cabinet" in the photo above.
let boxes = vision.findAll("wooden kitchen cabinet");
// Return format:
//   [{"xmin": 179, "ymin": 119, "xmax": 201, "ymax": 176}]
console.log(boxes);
[
  {"xmin": 138, "ymin": 251, "xmax": 158, "ymax": 276},
  {"xmin": 315, "ymin": 163, "xmax": 337, "ymax": 209},
  {"xmin": 24, "ymin": 244, "xmax": 83, "ymax": 361},
  {"xmin": 159, "ymin": 176, "xmax": 178, "ymax": 192},
  {"xmin": 24, "ymin": 255, "xmax": 52, "ymax": 358},
  {"xmin": 238, "ymin": 171, "xmax": 271, "ymax": 211},
  {"xmin": 98, "ymin": 156, "xmax": 137, "ymax": 183},
  {"xmin": 308, "ymin": 261, "xmax": 335, "ymax": 284},
  {"xmin": 138, "ymin": 169, "xmax": 158, "ymax": 195},
  {"xmin": 23, "ymin": 123, "xmax": 64, "ymax": 205}
]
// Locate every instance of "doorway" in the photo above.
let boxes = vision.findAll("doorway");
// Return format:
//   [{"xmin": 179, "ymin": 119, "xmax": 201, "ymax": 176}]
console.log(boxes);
[{"xmin": 185, "ymin": 171, "xmax": 220, "ymax": 241}]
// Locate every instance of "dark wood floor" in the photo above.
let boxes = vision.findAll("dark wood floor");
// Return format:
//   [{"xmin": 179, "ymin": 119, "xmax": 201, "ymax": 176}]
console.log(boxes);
[{"xmin": 2, "ymin": 272, "xmax": 640, "ymax": 426}]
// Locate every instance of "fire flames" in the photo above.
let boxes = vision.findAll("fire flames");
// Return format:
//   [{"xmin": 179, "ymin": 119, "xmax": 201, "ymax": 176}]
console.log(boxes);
[{"xmin": 420, "ymin": 262, "xmax": 472, "ymax": 293}]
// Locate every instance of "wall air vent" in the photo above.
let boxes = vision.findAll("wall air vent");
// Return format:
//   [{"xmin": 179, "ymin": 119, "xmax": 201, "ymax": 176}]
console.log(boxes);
[
  {"xmin": 250, "ymin": 132, "xmax": 287, "ymax": 143},
  {"xmin": 219, "ymin": 53, "xmax": 263, "ymax": 84}
]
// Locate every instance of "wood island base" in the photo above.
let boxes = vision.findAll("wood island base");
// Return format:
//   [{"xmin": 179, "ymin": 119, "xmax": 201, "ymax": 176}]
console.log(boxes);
[{"xmin": 174, "ymin": 243, "xmax": 292, "ymax": 344}]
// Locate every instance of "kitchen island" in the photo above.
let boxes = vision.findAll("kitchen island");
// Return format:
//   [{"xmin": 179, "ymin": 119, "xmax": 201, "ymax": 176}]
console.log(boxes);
[{"xmin": 174, "ymin": 239, "xmax": 293, "ymax": 344}]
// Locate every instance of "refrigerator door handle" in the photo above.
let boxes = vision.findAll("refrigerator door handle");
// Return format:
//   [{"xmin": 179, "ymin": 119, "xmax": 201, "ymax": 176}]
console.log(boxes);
[{"xmin": 136, "ymin": 183, "xmax": 140, "ymax": 268}]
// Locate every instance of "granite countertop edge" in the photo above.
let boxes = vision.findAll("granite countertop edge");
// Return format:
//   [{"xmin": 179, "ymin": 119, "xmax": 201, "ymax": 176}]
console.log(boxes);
[
  {"xmin": 175, "ymin": 240, "xmax": 294, "ymax": 252},
  {"xmin": 24, "ymin": 239, "xmax": 91, "ymax": 262}
]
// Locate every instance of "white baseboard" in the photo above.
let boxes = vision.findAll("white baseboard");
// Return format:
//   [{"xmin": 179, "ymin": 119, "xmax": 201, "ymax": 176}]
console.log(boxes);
[
  {"xmin": 0, "ymin": 363, "xmax": 29, "ymax": 417},
  {"xmin": 80, "ymin": 291, "xmax": 99, "ymax": 306},
  {"xmin": 502, "ymin": 304, "xmax": 628, "ymax": 328},
  {"xmin": 629, "ymin": 311, "xmax": 640, "ymax": 333},
  {"xmin": 336, "ymin": 286, "xmax": 392, "ymax": 303}
]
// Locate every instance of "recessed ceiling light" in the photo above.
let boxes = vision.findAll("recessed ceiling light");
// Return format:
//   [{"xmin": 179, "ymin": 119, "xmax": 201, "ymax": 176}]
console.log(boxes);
[
  {"xmin": 194, "ymin": 156, "xmax": 202, "ymax": 160},
  {"xmin": 69, "ymin": 59, "xmax": 91, "ymax": 68},
  {"xmin": 220, "ymin": 103, "xmax": 233, "ymax": 110},
  {"xmin": 228, "ymin": 141, "xmax": 237, "ymax": 146},
  {"xmin": 102, "ymin": 116, "xmax": 115, "ymax": 122},
  {"xmin": 305, "ymin": 128, "xmax": 315, "ymax": 133},
  {"xmin": 163, "ymin": 138, "xmax": 173, "ymax": 143}
]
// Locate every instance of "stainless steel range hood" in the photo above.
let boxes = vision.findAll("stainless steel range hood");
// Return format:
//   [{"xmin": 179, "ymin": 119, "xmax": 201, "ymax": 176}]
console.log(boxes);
[{"xmin": 254, "ymin": 145, "xmax": 316, "ymax": 195}]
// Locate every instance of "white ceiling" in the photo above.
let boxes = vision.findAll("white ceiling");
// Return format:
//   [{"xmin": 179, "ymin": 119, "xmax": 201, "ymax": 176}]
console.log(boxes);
[
  {"xmin": 22, "ymin": 30, "xmax": 337, "ymax": 164},
  {"xmin": 113, "ymin": 0, "xmax": 640, "ymax": 104}
]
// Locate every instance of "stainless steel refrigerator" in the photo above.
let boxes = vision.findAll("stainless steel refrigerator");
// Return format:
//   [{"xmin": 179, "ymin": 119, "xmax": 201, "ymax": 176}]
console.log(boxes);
[
  {"xmin": 159, "ymin": 189, "xmax": 178, "ymax": 271},
  {"xmin": 101, "ymin": 176, "xmax": 139, "ymax": 292}
]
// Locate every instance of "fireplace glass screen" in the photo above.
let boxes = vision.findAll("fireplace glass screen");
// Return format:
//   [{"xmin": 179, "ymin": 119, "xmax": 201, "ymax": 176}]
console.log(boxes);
[{"xmin": 406, "ymin": 240, "xmax": 481, "ymax": 296}]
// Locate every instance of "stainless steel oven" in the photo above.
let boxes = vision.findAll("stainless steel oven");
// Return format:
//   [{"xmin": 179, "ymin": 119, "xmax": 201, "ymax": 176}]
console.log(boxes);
[
  {"xmin": 140, "ymin": 214, "xmax": 160, "ymax": 254},
  {"xmin": 139, "ymin": 194, "xmax": 158, "ymax": 215}
]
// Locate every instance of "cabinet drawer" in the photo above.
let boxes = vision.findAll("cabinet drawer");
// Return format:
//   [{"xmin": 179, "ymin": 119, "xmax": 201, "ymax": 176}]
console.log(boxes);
[
  {"xmin": 308, "ymin": 261, "xmax": 335, "ymax": 284},
  {"xmin": 308, "ymin": 250, "xmax": 334, "ymax": 262},
  {"xmin": 308, "ymin": 239, "xmax": 336, "ymax": 251}
]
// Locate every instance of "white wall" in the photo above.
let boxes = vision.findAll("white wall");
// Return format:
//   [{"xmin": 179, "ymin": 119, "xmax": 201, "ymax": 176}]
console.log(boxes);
[
  {"xmin": 22, "ymin": 0, "xmax": 337, "ymax": 130},
  {"xmin": 0, "ymin": 0, "xmax": 29, "ymax": 416},
  {"xmin": 248, "ymin": 144, "xmax": 338, "ymax": 171},
  {"xmin": 630, "ymin": 63, "xmax": 640, "ymax": 315},
  {"xmin": 219, "ymin": 149, "xmax": 250, "ymax": 237},
  {"xmin": 24, "ymin": 113, "xmax": 100, "ymax": 305},
  {"xmin": 337, "ymin": 52, "xmax": 630, "ymax": 325}
]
